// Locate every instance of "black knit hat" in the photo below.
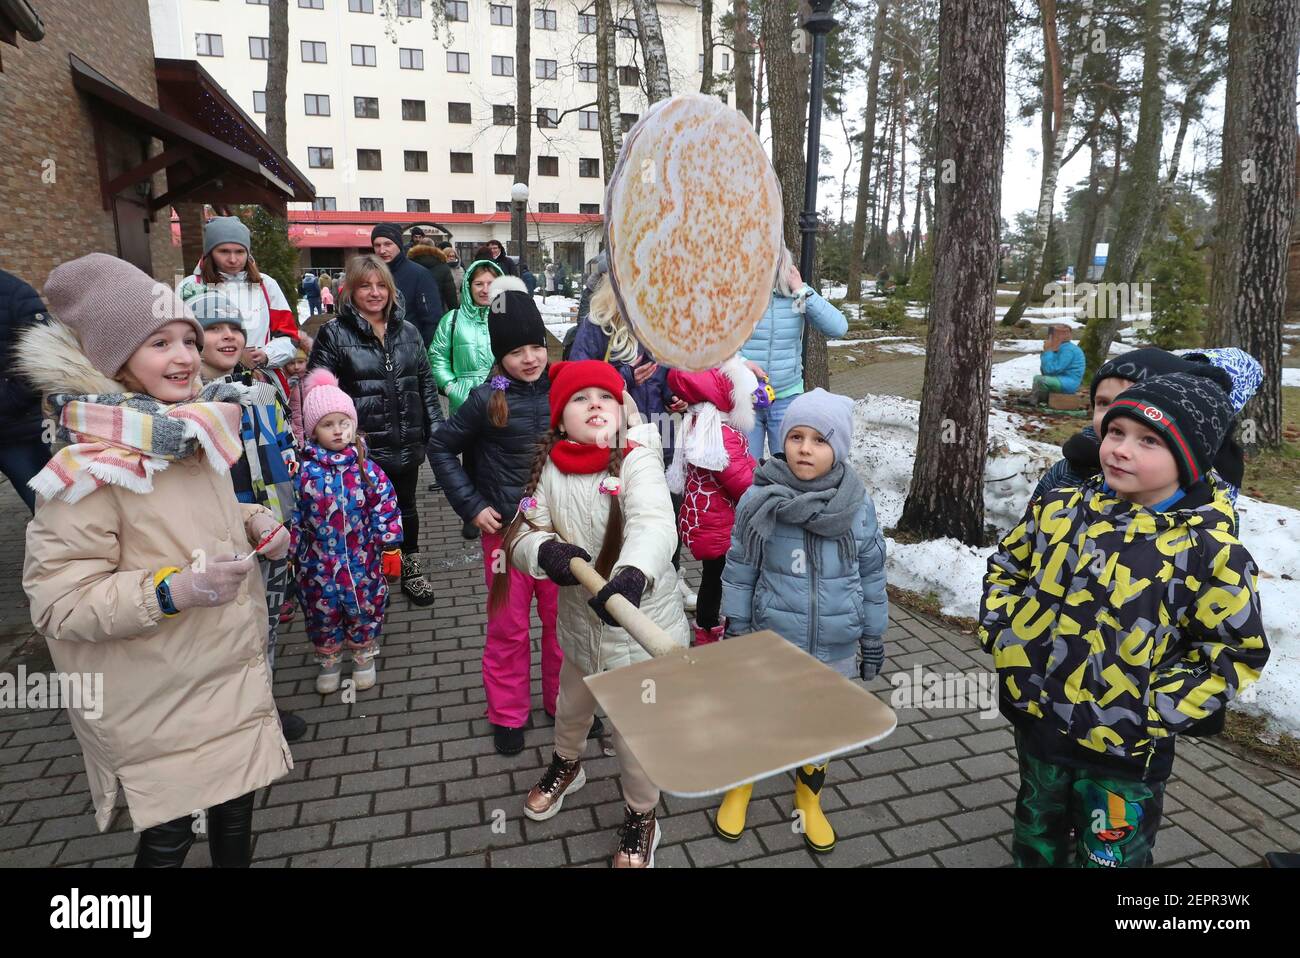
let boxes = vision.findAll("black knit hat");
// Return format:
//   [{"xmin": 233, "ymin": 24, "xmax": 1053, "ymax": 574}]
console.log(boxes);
[
  {"xmin": 370, "ymin": 222, "xmax": 404, "ymax": 248},
  {"xmin": 1101, "ymin": 371, "xmax": 1236, "ymax": 488},
  {"xmin": 488, "ymin": 276, "xmax": 547, "ymax": 363},
  {"xmin": 1089, "ymin": 347, "xmax": 1231, "ymax": 401}
]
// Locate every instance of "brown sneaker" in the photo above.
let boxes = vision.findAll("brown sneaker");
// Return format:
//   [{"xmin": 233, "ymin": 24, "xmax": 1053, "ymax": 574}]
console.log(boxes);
[
  {"xmin": 523, "ymin": 752, "xmax": 585, "ymax": 821},
  {"xmin": 612, "ymin": 805, "xmax": 661, "ymax": 868}
]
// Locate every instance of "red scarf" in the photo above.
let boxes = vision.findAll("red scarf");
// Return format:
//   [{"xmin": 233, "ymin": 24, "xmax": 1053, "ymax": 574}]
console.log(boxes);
[{"xmin": 549, "ymin": 439, "xmax": 635, "ymax": 475}]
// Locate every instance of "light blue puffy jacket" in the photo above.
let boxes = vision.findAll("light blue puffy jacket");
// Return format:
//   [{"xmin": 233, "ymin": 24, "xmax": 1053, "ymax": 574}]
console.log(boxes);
[
  {"xmin": 720, "ymin": 494, "xmax": 888, "ymax": 664},
  {"xmin": 740, "ymin": 289, "xmax": 849, "ymax": 399},
  {"xmin": 1040, "ymin": 341, "xmax": 1086, "ymax": 394}
]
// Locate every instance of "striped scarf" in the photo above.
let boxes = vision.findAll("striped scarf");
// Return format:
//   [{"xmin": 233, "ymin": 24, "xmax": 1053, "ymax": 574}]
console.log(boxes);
[{"xmin": 30, "ymin": 381, "xmax": 246, "ymax": 504}]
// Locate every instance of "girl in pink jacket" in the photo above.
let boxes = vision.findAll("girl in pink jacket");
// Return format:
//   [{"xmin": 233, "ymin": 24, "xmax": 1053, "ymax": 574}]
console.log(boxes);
[{"xmin": 666, "ymin": 356, "xmax": 759, "ymax": 645}]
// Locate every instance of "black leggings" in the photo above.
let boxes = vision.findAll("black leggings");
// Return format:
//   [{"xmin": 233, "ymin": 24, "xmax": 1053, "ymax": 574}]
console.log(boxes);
[
  {"xmin": 389, "ymin": 463, "xmax": 420, "ymax": 554},
  {"xmin": 696, "ymin": 557, "xmax": 727, "ymax": 630},
  {"xmin": 134, "ymin": 791, "xmax": 256, "ymax": 868},
  {"xmin": 670, "ymin": 492, "xmax": 684, "ymax": 569}
]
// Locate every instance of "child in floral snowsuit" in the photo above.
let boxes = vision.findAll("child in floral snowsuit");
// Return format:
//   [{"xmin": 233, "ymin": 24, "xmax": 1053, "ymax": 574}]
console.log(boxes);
[{"xmin": 291, "ymin": 370, "xmax": 403, "ymax": 694}]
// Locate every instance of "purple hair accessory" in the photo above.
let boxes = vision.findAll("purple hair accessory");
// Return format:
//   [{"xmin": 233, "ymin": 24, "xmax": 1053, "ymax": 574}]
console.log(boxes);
[{"xmin": 491, "ymin": 375, "xmax": 510, "ymax": 391}]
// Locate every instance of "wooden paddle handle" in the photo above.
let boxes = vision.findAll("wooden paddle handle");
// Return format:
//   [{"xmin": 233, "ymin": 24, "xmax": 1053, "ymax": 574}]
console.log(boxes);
[{"xmin": 569, "ymin": 557, "xmax": 681, "ymax": 659}]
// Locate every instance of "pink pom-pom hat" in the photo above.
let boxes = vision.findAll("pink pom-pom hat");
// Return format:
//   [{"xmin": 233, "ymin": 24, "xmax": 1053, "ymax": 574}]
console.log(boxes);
[{"xmin": 302, "ymin": 368, "xmax": 358, "ymax": 439}]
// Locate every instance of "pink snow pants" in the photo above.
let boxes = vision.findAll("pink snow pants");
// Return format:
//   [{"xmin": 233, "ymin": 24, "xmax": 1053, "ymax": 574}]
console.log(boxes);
[{"xmin": 481, "ymin": 531, "xmax": 562, "ymax": 728}]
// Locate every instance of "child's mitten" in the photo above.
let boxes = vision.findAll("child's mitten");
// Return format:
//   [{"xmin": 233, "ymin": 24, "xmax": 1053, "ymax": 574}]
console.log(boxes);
[
  {"xmin": 858, "ymin": 634, "xmax": 885, "ymax": 681},
  {"xmin": 537, "ymin": 540, "xmax": 592, "ymax": 586},
  {"xmin": 381, "ymin": 548, "xmax": 403, "ymax": 579},
  {"xmin": 588, "ymin": 567, "xmax": 647, "ymax": 627}
]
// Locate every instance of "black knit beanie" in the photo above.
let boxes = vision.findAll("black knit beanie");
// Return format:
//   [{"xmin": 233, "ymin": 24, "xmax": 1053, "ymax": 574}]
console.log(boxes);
[
  {"xmin": 1100, "ymin": 371, "xmax": 1236, "ymax": 488},
  {"xmin": 488, "ymin": 276, "xmax": 547, "ymax": 364},
  {"xmin": 370, "ymin": 222, "xmax": 404, "ymax": 249},
  {"xmin": 1090, "ymin": 347, "xmax": 1231, "ymax": 402}
]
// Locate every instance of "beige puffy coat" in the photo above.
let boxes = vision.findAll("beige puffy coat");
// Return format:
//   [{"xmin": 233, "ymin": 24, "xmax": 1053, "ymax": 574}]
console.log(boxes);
[
  {"xmin": 513, "ymin": 426, "xmax": 690, "ymax": 674},
  {"xmin": 18, "ymin": 322, "xmax": 293, "ymax": 832}
]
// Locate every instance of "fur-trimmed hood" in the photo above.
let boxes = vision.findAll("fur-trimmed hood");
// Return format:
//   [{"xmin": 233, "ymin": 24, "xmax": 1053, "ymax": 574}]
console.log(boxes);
[
  {"xmin": 15, "ymin": 318, "xmax": 124, "ymax": 398},
  {"xmin": 407, "ymin": 244, "xmax": 445, "ymax": 265},
  {"xmin": 666, "ymin": 355, "xmax": 757, "ymax": 434}
]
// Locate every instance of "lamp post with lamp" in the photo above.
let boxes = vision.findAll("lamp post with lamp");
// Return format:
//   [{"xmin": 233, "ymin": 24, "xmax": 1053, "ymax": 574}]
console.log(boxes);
[
  {"xmin": 511, "ymin": 182, "xmax": 530, "ymax": 271},
  {"xmin": 798, "ymin": 0, "xmax": 837, "ymax": 282}
]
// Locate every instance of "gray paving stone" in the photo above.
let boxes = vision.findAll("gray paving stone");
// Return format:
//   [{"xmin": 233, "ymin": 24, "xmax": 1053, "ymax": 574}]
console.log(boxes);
[
  {"xmin": 337, "ymin": 768, "xmax": 407, "ymax": 796},
  {"xmin": 898, "ymin": 763, "xmax": 967, "ymax": 793},
  {"xmin": 55, "ymin": 830, "xmax": 140, "ymax": 865},
  {"xmin": 935, "ymin": 837, "xmax": 1010, "ymax": 868},
  {"xmin": 904, "ymin": 739, "xmax": 969, "ymax": 764},
  {"xmin": 410, "ymin": 801, "xmax": 483, "ymax": 833},
  {"xmin": 299, "ymin": 794, "xmax": 374, "ymax": 825},
  {"xmin": 1153, "ymin": 823, "xmax": 1210, "ymax": 865},
  {"xmin": 837, "ymin": 774, "xmax": 908, "ymax": 806},
  {"xmin": 684, "ymin": 831, "xmax": 766, "ymax": 867},
  {"xmin": 737, "ymin": 847, "xmax": 820, "ymax": 867},
  {"xmin": 879, "ymin": 820, "xmax": 959, "ymax": 858},
  {"xmin": 0, "ymin": 821, "xmax": 39, "ymax": 850},
  {"xmin": 8, "ymin": 793, "xmax": 90, "ymax": 822},
  {"xmin": 253, "ymin": 824, "xmax": 332, "ymax": 860},
  {"xmin": 292, "ymin": 846, "xmax": 369, "ymax": 868},
  {"xmin": 888, "ymin": 790, "xmax": 959, "ymax": 823},
  {"xmin": 822, "ymin": 833, "xmax": 892, "ymax": 867},
  {"xmin": 950, "ymin": 778, "xmax": 1018, "ymax": 810},
  {"xmin": 377, "ymin": 784, "xmax": 445, "ymax": 815},
  {"xmin": 332, "ymin": 813, "xmax": 408, "ymax": 845},
  {"xmin": 955, "ymin": 751, "xmax": 1018, "ymax": 781},
  {"xmin": 370, "ymin": 832, "xmax": 447, "ymax": 867},
  {"xmin": 946, "ymin": 805, "xmax": 1014, "ymax": 842},
  {"xmin": 487, "ymin": 838, "xmax": 566, "ymax": 868}
]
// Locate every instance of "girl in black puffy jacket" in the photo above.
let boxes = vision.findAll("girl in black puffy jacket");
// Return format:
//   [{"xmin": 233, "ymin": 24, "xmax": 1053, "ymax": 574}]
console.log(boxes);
[
  {"xmin": 307, "ymin": 254, "xmax": 443, "ymax": 607},
  {"xmin": 428, "ymin": 277, "xmax": 560, "ymax": 756}
]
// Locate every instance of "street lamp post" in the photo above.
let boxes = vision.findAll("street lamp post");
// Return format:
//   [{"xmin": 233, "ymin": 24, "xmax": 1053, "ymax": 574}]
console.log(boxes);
[
  {"xmin": 511, "ymin": 182, "xmax": 530, "ymax": 268},
  {"xmin": 798, "ymin": 0, "xmax": 836, "ymax": 283}
]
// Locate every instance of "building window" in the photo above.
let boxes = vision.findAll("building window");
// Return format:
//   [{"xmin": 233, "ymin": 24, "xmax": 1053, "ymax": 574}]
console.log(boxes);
[
  {"xmin": 494, "ymin": 154, "xmax": 514, "ymax": 175},
  {"xmin": 448, "ymin": 102, "xmax": 471, "ymax": 124},
  {"xmin": 538, "ymin": 202, "xmax": 559, "ymax": 214},
  {"xmin": 538, "ymin": 156, "xmax": 559, "ymax": 177},
  {"xmin": 579, "ymin": 158, "xmax": 600, "ymax": 178},
  {"xmin": 578, "ymin": 62, "xmax": 597, "ymax": 83},
  {"xmin": 299, "ymin": 0, "xmax": 324, "ymax": 8},
  {"xmin": 619, "ymin": 65, "xmax": 639, "ymax": 86},
  {"xmin": 348, "ymin": 0, "xmax": 373, "ymax": 11},
  {"xmin": 304, "ymin": 93, "xmax": 331, "ymax": 116},
  {"xmin": 351, "ymin": 44, "xmax": 376, "ymax": 66},
  {"xmin": 495, "ymin": 201, "xmax": 512, "ymax": 212},
  {"xmin": 580, "ymin": 203, "xmax": 600, "ymax": 214},
  {"xmin": 253, "ymin": 91, "xmax": 267, "ymax": 113},
  {"xmin": 308, "ymin": 146, "xmax": 334, "ymax": 168},
  {"xmin": 620, "ymin": 112, "xmax": 639, "ymax": 133},
  {"xmin": 447, "ymin": 51, "xmax": 470, "ymax": 73},
  {"xmin": 451, "ymin": 200, "xmax": 475, "ymax": 214},
  {"xmin": 534, "ymin": 8, "xmax": 556, "ymax": 30},
  {"xmin": 493, "ymin": 104, "xmax": 515, "ymax": 125},
  {"xmin": 535, "ymin": 59, "xmax": 557, "ymax": 80},
  {"xmin": 247, "ymin": 0, "xmax": 270, "ymax": 5},
  {"xmin": 450, "ymin": 152, "xmax": 474, "ymax": 173},
  {"xmin": 301, "ymin": 40, "xmax": 327, "ymax": 62},
  {"xmin": 249, "ymin": 37, "xmax": 270, "ymax": 60},
  {"xmin": 618, "ymin": 17, "xmax": 637, "ymax": 35},
  {"xmin": 537, "ymin": 108, "xmax": 558, "ymax": 129},
  {"xmin": 445, "ymin": 0, "xmax": 468, "ymax": 21},
  {"xmin": 491, "ymin": 55, "xmax": 513, "ymax": 76},
  {"xmin": 722, "ymin": 52, "xmax": 731, "ymax": 70},
  {"xmin": 397, "ymin": 0, "xmax": 422, "ymax": 15},
  {"xmin": 359, "ymin": 198, "xmax": 384, "ymax": 212},
  {"xmin": 399, "ymin": 48, "xmax": 424, "ymax": 70},
  {"xmin": 578, "ymin": 13, "xmax": 596, "ymax": 33},
  {"xmin": 404, "ymin": 150, "xmax": 429, "ymax": 172},
  {"xmin": 357, "ymin": 148, "xmax": 382, "ymax": 171},
  {"xmin": 355, "ymin": 96, "xmax": 380, "ymax": 118},
  {"xmin": 402, "ymin": 99, "xmax": 426, "ymax": 121},
  {"xmin": 313, "ymin": 196, "xmax": 338, "ymax": 211},
  {"xmin": 578, "ymin": 110, "xmax": 598, "ymax": 131},
  {"xmin": 407, "ymin": 199, "xmax": 431, "ymax": 212},
  {"xmin": 489, "ymin": 3, "xmax": 512, "ymax": 25},
  {"xmin": 196, "ymin": 33, "xmax": 224, "ymax": 57}
]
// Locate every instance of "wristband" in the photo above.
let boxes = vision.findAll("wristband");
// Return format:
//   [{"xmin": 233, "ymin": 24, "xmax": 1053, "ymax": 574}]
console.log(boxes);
[{"xmin": 154, "ymin": 566, "xmax": 182, "ymax": 617}]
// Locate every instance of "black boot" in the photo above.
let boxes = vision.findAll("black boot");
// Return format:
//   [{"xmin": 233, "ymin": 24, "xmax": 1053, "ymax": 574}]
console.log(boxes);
[
  {"xmin": 134, "ymin": 815, "xmax": 196, "ymax": 868},
  {"xmin": 207, "ymin": 792, "xmax": 256, "ymax": 868},
  {"xmin": 279, "ymin": 709, "xmax": 308, "ymax": 742}
]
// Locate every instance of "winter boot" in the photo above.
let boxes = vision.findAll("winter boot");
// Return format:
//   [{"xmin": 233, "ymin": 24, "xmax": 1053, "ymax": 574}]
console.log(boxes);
[
  {"xmin": 793, "ymin": 763, "xmax": 836, "ymax": 853},
  {"xmin": 350, "ymin": 648, "xmax": 378, "ymax": 691},
  {"xmin": 524, "ymin": 752, "xmax": 585, "ymax": 821},
  {"xmin": 713, "ymin": 782, "xmax": 754, "ymax": 842},
  {"xmin": 612, "ymin": 805, "xmax": 661, "ymax": 868},
  {"xmin": 692, "ymin": 618, "xmax": 725, "ymax": 646},
  {"xmin": 316, "ymin": 659, "xmax": 342, "ymax": 695},
  {"xmin": 400, "ymin": 552, "xmax": 435, "ymax": 607}
]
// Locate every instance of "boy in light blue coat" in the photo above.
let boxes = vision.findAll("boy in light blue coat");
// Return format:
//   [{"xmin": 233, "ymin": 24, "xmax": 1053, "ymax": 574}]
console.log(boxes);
[
  {"xmin": 1030, "ymin": 324, "xmax": 1086, "ymax": 404},
  {"xmin": 716, "ymin": 388, "xmax": 887, "ymax": 854}
]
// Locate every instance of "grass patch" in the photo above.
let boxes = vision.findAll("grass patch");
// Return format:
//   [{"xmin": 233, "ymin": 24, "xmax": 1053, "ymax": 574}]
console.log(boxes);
[
  {"xmin": 1221, "ymin": 710, "xmax": 1300, "ymax": 771},
  {"xmin": 886, "ymin": 584, "xmax": 980, "ymax": 636},
  {"xmin": 1241, "ymin": 387, "xmax": 1300, "ymax": 510}
]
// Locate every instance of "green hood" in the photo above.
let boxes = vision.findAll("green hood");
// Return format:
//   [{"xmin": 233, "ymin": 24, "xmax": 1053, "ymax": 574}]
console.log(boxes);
[{"xmin": 453, "ymin": 259, "xmax": 504, "ymax": 325}]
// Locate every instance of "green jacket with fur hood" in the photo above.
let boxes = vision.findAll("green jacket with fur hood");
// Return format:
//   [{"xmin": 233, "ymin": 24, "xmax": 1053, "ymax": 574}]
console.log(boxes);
[{"xmin": 427, "ymin": 260, "xmax": 507, "ymax": 413}]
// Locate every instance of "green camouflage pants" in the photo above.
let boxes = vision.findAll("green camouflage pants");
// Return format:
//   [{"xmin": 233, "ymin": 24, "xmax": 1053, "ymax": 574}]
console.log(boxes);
[{"xmin": 1012, "ymin": 728, "xmax": 1165, "ymax": 868}]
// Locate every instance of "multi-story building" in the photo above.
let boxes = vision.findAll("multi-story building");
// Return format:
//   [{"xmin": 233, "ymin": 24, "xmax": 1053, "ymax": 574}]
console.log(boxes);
[{"xmin": 151, "ymin": 0, "xmax": 732, "ymax": 275}]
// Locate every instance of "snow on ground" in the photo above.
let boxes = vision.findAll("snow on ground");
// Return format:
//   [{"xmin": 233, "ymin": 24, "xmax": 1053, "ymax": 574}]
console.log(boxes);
[
  {"xmin": 535, "ymin": 294, "xmax": 578, "ymax": 317},
  {"xmin": 877, "ymin": 342, "xmax": 928, "ymax": 356},
  {"xmin": 545, "ymin": 323, "xmax": 575, "ymax": 343},
  {"xmin": 849, "ymin": 392, "xmax": 1300, "ymax": 733},
  {"xmin": 1284, "ymin": 368, "xmax": 1300, "ymax": 388},
  {"xmin": 827, "ymin": 336, "xmax": 911, "ymax": 347}
]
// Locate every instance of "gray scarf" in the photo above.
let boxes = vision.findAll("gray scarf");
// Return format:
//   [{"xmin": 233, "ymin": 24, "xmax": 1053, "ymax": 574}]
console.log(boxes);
[{"xmin": 734, "ymin": 457, "xmax": 865, "ymax": 572}]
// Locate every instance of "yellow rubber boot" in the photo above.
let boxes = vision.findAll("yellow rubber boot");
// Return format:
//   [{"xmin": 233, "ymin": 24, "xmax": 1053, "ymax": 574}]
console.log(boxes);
[
  {"xmin": 713, "ymin": 782, "xmax": 754, "ymax": 842},
  {"xmin": 794, "ymin": 763, "xmax": 835, "ymax": 853}
]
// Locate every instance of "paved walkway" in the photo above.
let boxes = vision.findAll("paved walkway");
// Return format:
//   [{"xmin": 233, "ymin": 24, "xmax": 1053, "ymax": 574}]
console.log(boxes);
[{"xmin": 2, "ymin": 469, "xmax": 1299, "ymax": 868}]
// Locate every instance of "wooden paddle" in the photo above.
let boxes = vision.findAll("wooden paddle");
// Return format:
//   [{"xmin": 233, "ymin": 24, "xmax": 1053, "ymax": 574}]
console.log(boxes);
[{"xmin": 570, "ymin": 557, "xmax": 897, "ymax": 797}]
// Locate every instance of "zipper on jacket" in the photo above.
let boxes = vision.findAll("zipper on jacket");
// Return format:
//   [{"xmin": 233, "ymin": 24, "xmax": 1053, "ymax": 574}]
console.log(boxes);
[
  {"xmin": 382, "ymin": 333, "xmax": 402, "ymax": 447},
  {"xmin": 806, "ymin": 529, "xmax": 819, "ymax": 659}
]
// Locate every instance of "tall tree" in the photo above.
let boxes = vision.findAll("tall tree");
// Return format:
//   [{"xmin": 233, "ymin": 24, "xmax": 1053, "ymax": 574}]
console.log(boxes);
[
  {"xmin": 734, "ymin": 0, "xmax": 754, "ymax": 120},
  {"xmin": 702, "ymin": 0, "xmax": 715, "ymax": 93},
  {"xmin": 1212, "ymin": 0, "xmax": 1299, "ymax": 448},
  {"xmin": 845, "ymin": 0, "xmax": 889, "ymax": 302},
  {"xmin": 897, "ymin": 0, "xmax": 1005, "ymax": 545},
  {"xmin": 265, "ymin": 0, "xmax": 289, "ymax": 154},
  {"xmin": 630, "ymin": 0, "xmax": 673, "ymax": 103},
  {"xmin": 596, "ymin": 0, "xmax": 622, "ymax": 182},
  {"xmin": 1079, "ymin": 0, "xmax": 1170, "ymax": 371},
  {"xmin": 514, "ymin": 0, "xmax": 532, "ymax": 255}
]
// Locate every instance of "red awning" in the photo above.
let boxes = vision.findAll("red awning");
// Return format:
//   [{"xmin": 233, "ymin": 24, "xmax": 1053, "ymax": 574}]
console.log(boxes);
[{"xmin": 290, "ymin": 223, "xmax": 381, "ymax": 248}]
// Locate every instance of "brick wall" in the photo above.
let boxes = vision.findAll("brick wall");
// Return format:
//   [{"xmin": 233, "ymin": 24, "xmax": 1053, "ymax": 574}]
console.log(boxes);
[{"xmin": 0, "ymin": 0, "xmax": 180, "ymax": 293}]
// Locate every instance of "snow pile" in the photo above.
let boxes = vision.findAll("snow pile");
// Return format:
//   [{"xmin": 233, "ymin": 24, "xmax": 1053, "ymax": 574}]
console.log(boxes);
[
  {"xmin": 827, "ymin": 336, "xmax": 911, "ymax": 348},
  {"xmin": 1283, "ymin": 368, "xmax": 1300, "ymax": 388},
  {"xmin": 849, "ymin": 392, "xmax": 1300, "ymax": 733},
  {"xmin": 877, "ymin": 342, "xmax": 927, "ymax": 356}
]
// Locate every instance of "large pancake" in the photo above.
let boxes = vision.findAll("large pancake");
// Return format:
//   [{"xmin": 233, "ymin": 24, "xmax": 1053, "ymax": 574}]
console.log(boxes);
[{"xmin": 605, "ymin": 94, "xmax": 784, "ymax": 372}]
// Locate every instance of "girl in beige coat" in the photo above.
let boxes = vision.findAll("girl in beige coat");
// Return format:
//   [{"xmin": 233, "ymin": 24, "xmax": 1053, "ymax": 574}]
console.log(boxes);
[
  {"xmin": 496, "ymin": 359, "xmax": 689, "ymax": 869},
  {"xmin": 18, "ymin": 254, "xmax": 293, "ymax": 868}
]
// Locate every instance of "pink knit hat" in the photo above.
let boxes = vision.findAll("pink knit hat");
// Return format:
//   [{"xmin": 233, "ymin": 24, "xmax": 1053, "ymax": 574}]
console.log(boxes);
[
  {"xmin": 302, "ymin": 369, "xmax": 357, "ymax": 438},
  {"xmin": 44, "ymin": 253, "xmax": 204, "ymax": 378}
]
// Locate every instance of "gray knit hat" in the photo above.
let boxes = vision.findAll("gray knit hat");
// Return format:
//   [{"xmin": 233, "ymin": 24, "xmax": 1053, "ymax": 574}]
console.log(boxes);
[
  {"xmin": 44, "ymin": 253, "xmax": 205, "ymax": 378},
  {"xmin": 186, "ymin": 289, "xmax": 247, "ymax": 333},
  {"xmin": 780, "ymin": 388, "xmax": 856, "ymax": 465},
  {"xmin": 202, "ymin": 215, "xmax": 252, "ymax": 259}
]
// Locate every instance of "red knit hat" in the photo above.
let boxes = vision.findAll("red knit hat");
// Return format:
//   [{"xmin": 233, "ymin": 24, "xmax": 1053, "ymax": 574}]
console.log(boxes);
[{"xmin": 547, "ymin": 360, "xmax": 626, "ymax": 430}]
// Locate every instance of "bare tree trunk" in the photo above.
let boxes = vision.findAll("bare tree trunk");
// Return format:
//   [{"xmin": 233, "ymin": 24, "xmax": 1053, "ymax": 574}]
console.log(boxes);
[
  {"xmin": 265, "ymin": 0, "xmax": 289, "ymax": 154},
  {"xmin": 761, "ymin": 0, "xmax": 809, "ymax": 252},
  {"xmin": 1207, "ymin": 0, "xmax": 1247, "ymax": 348},
  {"xmin": 701, "ymin": 0, "xmax": 715, "ymax": 94},
  {"xmin": 1079, "ymin": 0, "xmax": 1169, "ymax": 372},
  {"xmin": 596, "ymin": 0, "xmax": 622, "ymax": 184},
  {"xmin": 514, "ymin": 0, "xmax": 532, "ymax": 255},
  {"xmin": 734, "ymin": 0, "xmax": 754, "ymax": 119},
  {"xmin": 846, "ymin": 0, "xmax": 889, "ymax": 301},
  {"xmin": 753, "ymin": 41, "xmax": 764, "ymax": 136},
  {"xmin": 1224, "ymin": 0, "xmax": 1299, "ymax": 448},
  {"xmin": 1073, "ymin": 136, "xmax": 1104, "ymax": 282},
  {"xmin": 630, "ymin": 0, "xmax": 673, "ymax": 103},
  {"xmin": 897, "ymin": 0, "xmax": 1005, "ymax": 546}
]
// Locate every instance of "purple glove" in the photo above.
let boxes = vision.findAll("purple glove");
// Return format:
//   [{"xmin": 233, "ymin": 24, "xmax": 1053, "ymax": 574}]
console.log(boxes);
[
  {"xmin": 537, "ymin": 540, "xmax": 592, "ymax": 586},
  {"xmin": 588, "ymin": 567, "xmax": 647, "ymax": 627}
]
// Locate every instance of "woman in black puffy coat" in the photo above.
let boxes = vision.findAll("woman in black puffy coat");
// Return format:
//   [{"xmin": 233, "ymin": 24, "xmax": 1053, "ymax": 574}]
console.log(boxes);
[{"xmin": 307, "ymin": 254, "xmax": 443, "ymax": 606}]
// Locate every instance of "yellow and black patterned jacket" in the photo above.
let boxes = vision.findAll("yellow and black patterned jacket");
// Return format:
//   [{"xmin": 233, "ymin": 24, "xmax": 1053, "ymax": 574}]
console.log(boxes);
[{"xmin": 979, "ymin": 476, "xmax": 1269, "ymax": 780}]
